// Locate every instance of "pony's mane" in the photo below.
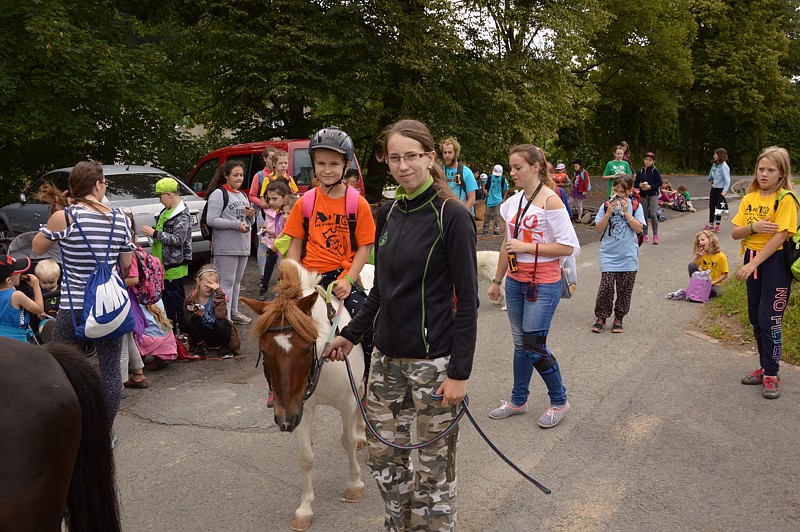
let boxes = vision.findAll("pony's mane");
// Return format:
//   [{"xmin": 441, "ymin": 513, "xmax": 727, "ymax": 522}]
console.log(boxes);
[{"xmin": 252, "ymin": 259, "xmax": 320, "ymax": 343}]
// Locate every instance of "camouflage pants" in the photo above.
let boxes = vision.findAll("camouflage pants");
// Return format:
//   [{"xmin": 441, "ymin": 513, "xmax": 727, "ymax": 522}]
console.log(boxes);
[{"xmin": 366, "ymin": 351, "xmax": 459, "ymax": 532}]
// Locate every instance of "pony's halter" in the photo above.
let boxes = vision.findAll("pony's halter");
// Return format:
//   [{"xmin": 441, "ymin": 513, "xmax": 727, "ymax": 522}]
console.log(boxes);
[{"xmin": 260, "ymin": 315, "xmax": 324, "ymax": 402}]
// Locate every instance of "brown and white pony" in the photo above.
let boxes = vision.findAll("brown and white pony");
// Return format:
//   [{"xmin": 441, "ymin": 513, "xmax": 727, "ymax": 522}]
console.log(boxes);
[{"xmin": 241, "ymin": 259, "xmax": 367, "ymax": 532}]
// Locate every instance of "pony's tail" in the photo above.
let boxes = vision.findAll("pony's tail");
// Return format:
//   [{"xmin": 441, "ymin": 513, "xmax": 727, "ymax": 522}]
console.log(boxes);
[{"xmin": 49, "ymin": 343, "xmax": 121, "ymax": 532}]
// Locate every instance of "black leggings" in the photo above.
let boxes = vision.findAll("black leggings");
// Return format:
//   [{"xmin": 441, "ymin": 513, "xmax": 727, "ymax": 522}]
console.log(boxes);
[
  {"xmin": 319, "ymin": 269, "xmax": 373, "ymax": 376},
  {"xmin": 709, "ymin": 188, "xmax": 724, "ymax": 224},
  {"xmin": 185, "ymin": 314, "xmax": 231, "ymax": 348},
  {"xmin": 261, "ymin": 250, "xmax": 279, "ymax": 293}
]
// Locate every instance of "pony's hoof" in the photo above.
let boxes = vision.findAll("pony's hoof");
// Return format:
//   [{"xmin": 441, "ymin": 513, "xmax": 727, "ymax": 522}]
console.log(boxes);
[
  {"xmin": 356, "ymin": 439, "xmax": 367, "ymax": 451},
  {"xmin": 343, "ymin": 486, "xmax": 364, "ymax": 503},
  {"xmin": 290, "ymin": 515, "xmax": 313, "ymax": 532}
]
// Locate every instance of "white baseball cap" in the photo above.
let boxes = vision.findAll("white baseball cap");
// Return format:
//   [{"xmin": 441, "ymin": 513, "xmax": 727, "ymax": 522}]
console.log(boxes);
[{"xmin": 492, "ymin": 164, "xmax": 503, "ymax": 176}]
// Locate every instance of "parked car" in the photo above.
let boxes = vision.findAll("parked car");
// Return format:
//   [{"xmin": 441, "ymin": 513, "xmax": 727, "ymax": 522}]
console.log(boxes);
[
  {"xmin": 0, "ymin": 165, "xmax": 211, "ymax": 261},
  {"xmin": 185, "ymin": 139, "xmax": 366, "ymax": 197}
]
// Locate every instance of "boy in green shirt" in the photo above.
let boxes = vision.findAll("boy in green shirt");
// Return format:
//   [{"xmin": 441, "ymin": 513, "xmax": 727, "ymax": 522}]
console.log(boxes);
[
  {"xmin": 602, "ymin": 145, "xmax": 633, "ymax": 197},
  {"xmin": 142, "ymin": 178, "xmax": 193, "ymax": 334}
]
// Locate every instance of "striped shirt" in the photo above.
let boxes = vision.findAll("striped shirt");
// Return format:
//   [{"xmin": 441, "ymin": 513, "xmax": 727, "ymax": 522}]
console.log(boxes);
[{"xmin": 40, "ymin": 206, "xmax": 135, "ymax": 310}]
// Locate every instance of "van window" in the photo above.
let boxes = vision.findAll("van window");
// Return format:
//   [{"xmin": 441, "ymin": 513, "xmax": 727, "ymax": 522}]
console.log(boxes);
[
  {"xmin": 292, "ymin": 148, "xmax": 313, "ymax": 187},
  {"xmin": 192, "ymin": 158, "xmax": 219, "ymax": 192}
]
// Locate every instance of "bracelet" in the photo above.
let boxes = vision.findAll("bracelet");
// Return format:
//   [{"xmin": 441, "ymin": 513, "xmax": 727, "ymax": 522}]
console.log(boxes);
[
  {"xmin": 344, "ymin": 274, "xmax": 356, "ymax": 285},
  {"xmin": 749, "ymin": 222, "xmax": 755, "ymax": 235},
  {"xmin": 491, "ymin": 278, "xmax": 503, "ymax": 285}
]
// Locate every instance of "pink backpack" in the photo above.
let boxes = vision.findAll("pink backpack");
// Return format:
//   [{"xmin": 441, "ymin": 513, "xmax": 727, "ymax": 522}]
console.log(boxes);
[
  {"xmin": 685, "ymin": 270, "xmax": 712, "ymax": 303},
  {"xmin": 131, "ymin": 246, "xmax": 165, "ymax": 305},
  {"xmin": 300, "ymin": 186, "xmax": 360, "ymax": 258}
]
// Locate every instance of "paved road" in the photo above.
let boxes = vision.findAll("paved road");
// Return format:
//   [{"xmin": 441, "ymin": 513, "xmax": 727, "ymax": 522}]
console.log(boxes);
[{"xmin": 115, "ymin": 180, "xmax": 800, "ymax": 531}]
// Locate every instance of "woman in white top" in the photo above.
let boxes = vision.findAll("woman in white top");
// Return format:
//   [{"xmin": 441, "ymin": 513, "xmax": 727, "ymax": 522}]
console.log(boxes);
[{"xmin": 487, "ymin": 144, "xmax": 580, "ymax": 428}]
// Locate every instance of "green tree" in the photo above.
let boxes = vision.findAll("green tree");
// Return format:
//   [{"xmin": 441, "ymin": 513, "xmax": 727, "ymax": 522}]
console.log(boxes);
[
  {"xmin": 0, "ymin": 0, "xmax": 196, "ymax": 200},
  {"xmin": 684, "ymin": 0, "xmax": 791, "ymax": 171}
]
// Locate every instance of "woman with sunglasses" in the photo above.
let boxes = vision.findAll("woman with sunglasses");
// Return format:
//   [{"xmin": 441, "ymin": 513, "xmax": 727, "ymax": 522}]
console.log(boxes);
[{"xmin": 32, "ymin": 161, "xmax": 135, "ymax": 429}]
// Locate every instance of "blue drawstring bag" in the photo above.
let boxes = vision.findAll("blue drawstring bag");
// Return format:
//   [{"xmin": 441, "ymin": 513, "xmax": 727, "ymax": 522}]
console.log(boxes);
[{"xmin": 64, "ymin": 208, "xmax": 135, "ymax": 340}]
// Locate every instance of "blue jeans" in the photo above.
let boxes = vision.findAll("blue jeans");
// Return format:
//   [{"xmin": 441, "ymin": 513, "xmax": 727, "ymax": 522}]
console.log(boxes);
[{"xmin": 504, "ymin": 276, "xmax": 567, "ymax": 406}]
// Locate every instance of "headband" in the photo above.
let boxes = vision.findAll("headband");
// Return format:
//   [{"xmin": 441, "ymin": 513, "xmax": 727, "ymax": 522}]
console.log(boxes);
[{"xmin": 196, "ymin": 268, "xmax": 219, "ymax": 279}]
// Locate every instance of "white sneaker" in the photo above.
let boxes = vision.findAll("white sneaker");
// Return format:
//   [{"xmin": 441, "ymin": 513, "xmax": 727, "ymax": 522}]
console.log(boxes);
[
  {"xmin": 231, "ymin": 312, "xmax": 252, "ymax": 325},
  {"xmin": 538, "ymin": 402, "xmax": 570, "ymax": 428}
]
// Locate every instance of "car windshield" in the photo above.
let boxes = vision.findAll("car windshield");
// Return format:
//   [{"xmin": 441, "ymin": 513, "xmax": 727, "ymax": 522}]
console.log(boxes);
[{"xmin": 103, "ymin": 172, "xmax": 194, "ymax": 201}]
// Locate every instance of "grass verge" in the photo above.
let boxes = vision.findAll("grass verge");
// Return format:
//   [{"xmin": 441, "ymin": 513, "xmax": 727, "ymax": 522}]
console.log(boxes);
[{"xmin": 702, "ymin": 278, "xmax": 800, "ymax": 365}]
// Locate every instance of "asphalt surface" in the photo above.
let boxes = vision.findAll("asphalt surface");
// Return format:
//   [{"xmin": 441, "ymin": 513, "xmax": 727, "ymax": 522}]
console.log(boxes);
[{"xmin": 113, "ymin": 174, "xmax": 800, "ymax": 531}]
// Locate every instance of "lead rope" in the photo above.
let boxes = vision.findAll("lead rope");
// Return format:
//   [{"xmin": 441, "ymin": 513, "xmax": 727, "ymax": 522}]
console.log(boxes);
[{"xmin": 341, "ymin": 355, "xmax": 551, "ymax": 494}]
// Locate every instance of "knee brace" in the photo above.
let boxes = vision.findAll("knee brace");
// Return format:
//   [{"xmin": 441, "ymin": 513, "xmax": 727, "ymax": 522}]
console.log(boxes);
[{"xmin": 523, "ymin": 333, "xmax": 556, "ymax": 373}]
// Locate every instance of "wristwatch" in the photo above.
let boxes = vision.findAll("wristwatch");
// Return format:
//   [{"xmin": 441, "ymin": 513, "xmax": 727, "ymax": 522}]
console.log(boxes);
[{"xmin": 491, "ymin": 278, "xmax": 503, "ymax": 285}]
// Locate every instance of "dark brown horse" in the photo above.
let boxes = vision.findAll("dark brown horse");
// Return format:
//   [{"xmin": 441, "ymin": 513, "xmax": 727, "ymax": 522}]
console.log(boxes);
[
  {"xmin": 241, "ymin": 259, "xmax": 365, "ymax": 532},
  {"xmin": 0, "ymin": 339, "xmax": 120, "ymax": 532}
]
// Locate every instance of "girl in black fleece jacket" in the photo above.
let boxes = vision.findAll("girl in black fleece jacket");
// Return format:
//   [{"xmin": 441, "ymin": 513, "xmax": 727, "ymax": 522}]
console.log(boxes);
[{"xmin": 324, "ymin": 119, "xmax": 478, "ymax": 531}]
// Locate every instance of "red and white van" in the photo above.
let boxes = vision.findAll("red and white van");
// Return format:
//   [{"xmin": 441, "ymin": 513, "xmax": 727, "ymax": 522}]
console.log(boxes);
[{"xmin": 185, "ymin": 139, "xmax": 366, "ymax": 197}]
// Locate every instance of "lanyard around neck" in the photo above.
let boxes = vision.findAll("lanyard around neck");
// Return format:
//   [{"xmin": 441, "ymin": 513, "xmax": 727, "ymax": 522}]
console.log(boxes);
[{"xmin": 513, "ymin": 181, "xmax": 544, "ymax": 240}]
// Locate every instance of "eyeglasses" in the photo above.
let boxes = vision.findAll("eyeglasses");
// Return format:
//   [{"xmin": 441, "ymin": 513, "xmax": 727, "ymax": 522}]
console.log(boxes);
[
  {"xmin": 386, "ymin": 152, "xmax": 430, "ymax": 165},
  {"xmin": 98, "ymin": 179, "xmax": 108, "ymax": 185}
]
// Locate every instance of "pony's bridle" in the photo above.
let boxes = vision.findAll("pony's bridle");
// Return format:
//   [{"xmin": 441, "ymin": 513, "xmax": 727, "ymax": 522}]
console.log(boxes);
[{"xmin": 260, "ymin": 317, "xmax": 325, "ymax": 402}]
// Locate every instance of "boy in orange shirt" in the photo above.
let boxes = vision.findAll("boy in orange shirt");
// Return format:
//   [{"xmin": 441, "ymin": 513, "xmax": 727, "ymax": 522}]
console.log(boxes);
[{"xmin": 284, "ymin": 127, "xmax": 376, "ymax": 373}]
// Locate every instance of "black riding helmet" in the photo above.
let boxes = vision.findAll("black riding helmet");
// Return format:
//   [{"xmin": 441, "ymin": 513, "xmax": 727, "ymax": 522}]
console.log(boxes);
[{"xmin": 309, "ymin": 127, "xmax": 354, "ymax": 184}]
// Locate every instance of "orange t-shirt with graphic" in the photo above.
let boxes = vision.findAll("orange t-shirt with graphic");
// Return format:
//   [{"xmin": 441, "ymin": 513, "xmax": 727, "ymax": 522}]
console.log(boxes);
[{"xmin": 283, "ymin": 190, "xmax": 376, "ymax": 276}]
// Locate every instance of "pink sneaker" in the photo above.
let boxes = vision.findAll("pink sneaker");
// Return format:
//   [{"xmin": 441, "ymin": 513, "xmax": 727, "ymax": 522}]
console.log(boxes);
[
  {"xmin": 704, "ymin": 224, "xmax": 713, "ymax": 230},
  {"xmin": 642, "ymin": 235, "xmax": 649, "ymax": 243},
  {"xmin": 653, "ymin": 235, "xmax": 659, "ymax": 245},
  {"xmin": 714, "ymin": 225, "xmax": 721, "ymax": 233}
]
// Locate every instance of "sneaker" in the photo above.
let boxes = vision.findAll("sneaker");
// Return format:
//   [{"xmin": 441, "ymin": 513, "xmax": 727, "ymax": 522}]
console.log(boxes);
[
  {"xmin": 39, "ymin": 319, "xmax": 55, "ymax": 344},
  {"xmin": 741, "ymin": 368, "xmax": 764, "ymax": 385},
  {"xmin": 488, "ymin": 400, "xmax": 528, "ymax": 419},
  {"xmin": 714, "ymin": 225, "xmax": 721, "ymax": 233},
  {"xmin": 193, "ymin": 344, "xmax": 207, "ymax": 358},
  {"xmin": 611, "ymin": 319, "xmax": 624, "ymax": 333},
  {"xmin": 704, "ymin": 224, "xmax": 713, "ymax": 230},
  {"xmin": 219, "ymin": 346, "xmax": 234, "ymax": 359},
  {"xmin": 145, "ymin": 357, "xmax": 169, "ymax": 371},
  {"xmin": 642, "ymin": 235, "xmax": 649, "ymax": 243},
  {"xmin": 538, "ymin": 402, "xmax": 570, "ymax": 428},
  {"xmin": 257, "ymin": 290, "xmax": 267, "ymax": 302},
  {"xmin": 762, "ymin": 376, "xmax": 781, "ymax": 399},
  {"xmin": 124, "ymin": 374, "xmax": 149, "ymax": 389},
  {"xmin": 591, "ymin": 318, "xmax": 605, "ymax": 333},
  {"xmin": 231, "ymin": 312, "xmax": 252, "ymax": 325},
  {"xmin": 653, "ymin": 235, "xmax": 659, "ymax": 245},
  {"xmin": 267, "ymin": 389, "xmax": 275, "ymax": 408}
]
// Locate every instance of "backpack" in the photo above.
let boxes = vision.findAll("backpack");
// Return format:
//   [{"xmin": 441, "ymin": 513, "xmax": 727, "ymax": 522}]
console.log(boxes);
[
  {"xmin": 200, "ymin": 187, "xmax": 229, "ymax": 241},
  {"xmin": 131, "ymin": 246, "xmax": 165, "ymax": 305},
  {"xmin": 300, "ymin": 186, "xmax": 360, "ymax": 259},
  {"xmin": 444, "ymin": 163, "xmax": 467, "ymax": 197},
  {"xmin": 602, "ymin": 197, "xmax": 645, "ymax": 246},
  {"xmin": 773, "ymin": 189, "xmax": 800, "ymax": 282},
  {"xmin": 685, "ymin": 270, "xmax": 712, "ymax": 303},
  {"xmin": 63, "ymin": 208, "xmax": 135, "ymax": 341}
]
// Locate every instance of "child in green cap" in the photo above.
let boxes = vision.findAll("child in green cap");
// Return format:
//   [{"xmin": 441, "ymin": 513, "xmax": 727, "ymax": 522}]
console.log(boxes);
[{"xmin": 142, "ymin": 177, "xmax": 193, "ymax": 335}]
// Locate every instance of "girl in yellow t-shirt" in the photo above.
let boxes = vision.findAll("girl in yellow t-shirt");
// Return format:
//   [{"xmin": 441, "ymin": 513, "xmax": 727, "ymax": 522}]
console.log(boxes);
[
  {"xmin": 731, "ymin": 146, "xmax": 797, "ymax": 400},
  {"xmin": 688, "ymin": 229, "xmax": 728, "ymax": 297}
]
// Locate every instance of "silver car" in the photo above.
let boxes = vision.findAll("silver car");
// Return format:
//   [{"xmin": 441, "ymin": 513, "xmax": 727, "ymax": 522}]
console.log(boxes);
[{"xmin": 0, "ymin": 165, "xmax": 211, "ymax": 260}]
